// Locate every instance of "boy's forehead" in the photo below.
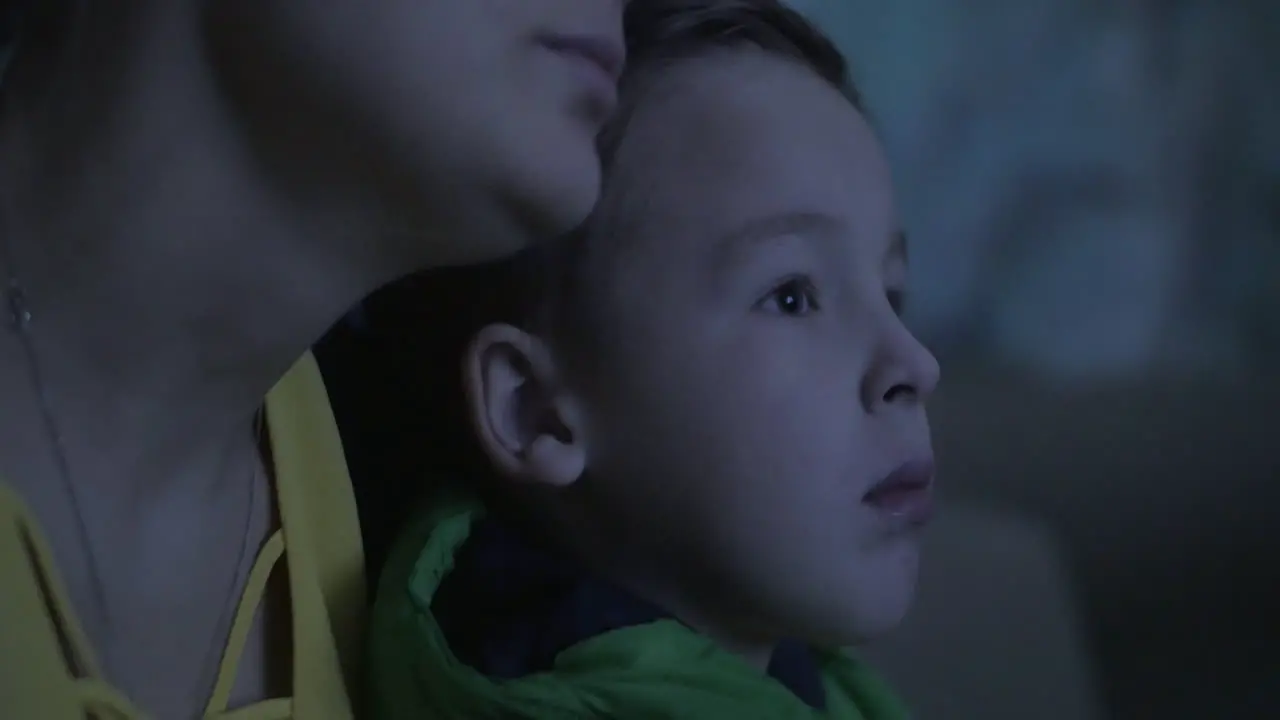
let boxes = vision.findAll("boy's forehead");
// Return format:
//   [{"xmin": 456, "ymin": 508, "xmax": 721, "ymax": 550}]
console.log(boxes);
[{"xmin": 600, "ymin": 48, "xmax": 886, "ymax": 266}]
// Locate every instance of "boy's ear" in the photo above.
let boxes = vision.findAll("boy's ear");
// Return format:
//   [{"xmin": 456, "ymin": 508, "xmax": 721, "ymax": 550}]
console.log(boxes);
[{"xmin": 462, "ymin": 323, "xmax": 586, "ymax": 488}]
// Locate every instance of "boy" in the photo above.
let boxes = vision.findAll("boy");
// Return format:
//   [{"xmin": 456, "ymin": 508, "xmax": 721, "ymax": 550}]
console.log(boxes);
[{"xmin": 366, "ymin": 1, "xmax": 939, "ymax": 717}]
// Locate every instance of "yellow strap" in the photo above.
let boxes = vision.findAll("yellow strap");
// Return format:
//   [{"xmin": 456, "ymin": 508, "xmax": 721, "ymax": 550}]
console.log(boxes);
[
  {"xmin": 3, "ymin": 489, "xmax": 290, "ymax": 720},
  {"xmin": 0, "ymin": 485, "xmax": 116, "ymax": 719},
  {"xmin": 1, "ymin": 351, "xmax": 359, "ymax": 720},
  {"xmin": 204, "ymin": 530, "xmax": 286, "ymax": 716},
  {"xmin": 210, "ymin": 352, "xmax": 363, "ymax": 718},
  {"xmin": 219, "ymin": 697, "xmax": 292, "ymax": 720},
  {"xmin": 75, "ymin": 678, "xmax": 143, "ymax": 718},
  {"xmin": 0, "ymin": 497, "xmax": 80, "ymax": 718},
  {"xmin": 4, "ymin": 486, "xmax": 103, "ymax": 677},
  {"xmin": 266, "ymin": 356, "xmax": 364, "ymax": 719}
]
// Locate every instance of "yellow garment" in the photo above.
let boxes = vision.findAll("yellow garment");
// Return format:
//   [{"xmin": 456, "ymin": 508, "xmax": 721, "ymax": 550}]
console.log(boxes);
[{"xmin": 0, "ymin": 353, "xmax": 365, "ymax": 719}]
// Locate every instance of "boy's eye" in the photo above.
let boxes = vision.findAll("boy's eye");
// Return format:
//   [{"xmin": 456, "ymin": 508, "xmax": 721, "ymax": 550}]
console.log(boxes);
[{"xmin": 757, "ymin": 277, "xmax": 819, "ymax": 316}]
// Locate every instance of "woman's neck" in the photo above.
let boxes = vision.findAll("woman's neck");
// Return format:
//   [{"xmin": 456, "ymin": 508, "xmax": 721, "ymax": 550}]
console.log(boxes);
[{"xmin": 0, "ymin": 6, "xmax": 390, "ymax": 492}]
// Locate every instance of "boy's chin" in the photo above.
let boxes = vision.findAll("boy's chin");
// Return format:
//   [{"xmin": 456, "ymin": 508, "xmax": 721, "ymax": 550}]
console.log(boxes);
[
  {"xmin": 817, "ymin": 577, "xmax": 921, "ymax": 645},
  {"xmin": 827, "ymin": 550, "xmax": 922, "ymax": 642},
  {"xmin": 850, "ymin": 598, "xmax": 917, "ymax": 643},
  {"xmin": 805, "ymin": 605, "xmax": 911, "ymax": 649}
]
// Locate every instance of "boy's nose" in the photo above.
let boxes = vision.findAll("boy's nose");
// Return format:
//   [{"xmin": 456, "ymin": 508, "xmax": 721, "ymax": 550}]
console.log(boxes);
[{"xmin": 861, "ymin": 319, "xmax": 941, "ymax": 413}]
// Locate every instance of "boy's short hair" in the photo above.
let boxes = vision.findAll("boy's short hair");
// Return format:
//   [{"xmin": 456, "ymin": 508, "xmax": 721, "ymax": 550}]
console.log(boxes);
[
  {"xmin": 359, "ymin": 0, "xmax": 861, "ymax": 489},
  {"xmin": 603, "ymin": 0, "xmax": 859, "ymax": 168}
]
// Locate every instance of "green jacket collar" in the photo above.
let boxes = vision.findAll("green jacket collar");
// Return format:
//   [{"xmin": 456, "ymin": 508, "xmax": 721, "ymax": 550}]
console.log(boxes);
[{"xmin": 368, "ymin": 492, "xmax": 911, "ymax": 720}]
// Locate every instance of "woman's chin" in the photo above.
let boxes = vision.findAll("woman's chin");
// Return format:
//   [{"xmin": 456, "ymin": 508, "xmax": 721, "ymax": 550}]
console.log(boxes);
[{"xmin": 507, "ymin": 141, "xmax": 603, "ymax": 241}]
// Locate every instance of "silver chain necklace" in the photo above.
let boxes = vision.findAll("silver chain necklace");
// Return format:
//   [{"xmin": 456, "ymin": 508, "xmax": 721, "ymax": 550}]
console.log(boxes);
[
  {"xmin": 2, "ymin": 32, "xmax": 263, "ymax": 704},
  {"xmin": 3, "ymin": 246, "xmax": 118, "ymax": 637},
  {"xmin": 1, "ymin": 26, "xmax": 114, "ymax": 640}
]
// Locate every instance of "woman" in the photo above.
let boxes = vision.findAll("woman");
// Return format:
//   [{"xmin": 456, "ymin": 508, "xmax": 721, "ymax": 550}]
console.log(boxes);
[{"xmin": 0, "ymin": 1, "xmax": 623, "ymax": 717}]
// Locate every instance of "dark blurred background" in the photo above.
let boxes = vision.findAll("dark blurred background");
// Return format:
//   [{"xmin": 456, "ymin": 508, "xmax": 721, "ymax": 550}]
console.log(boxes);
[{"xmin": 789, "ymin": 1, "xmax": 1279, "ymax": 717}]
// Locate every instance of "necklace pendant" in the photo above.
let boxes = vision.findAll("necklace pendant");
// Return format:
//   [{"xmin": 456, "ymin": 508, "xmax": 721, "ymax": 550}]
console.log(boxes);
[{"xmin": 7, "ymin": 284, "xmax": 32, "ymax": 331}]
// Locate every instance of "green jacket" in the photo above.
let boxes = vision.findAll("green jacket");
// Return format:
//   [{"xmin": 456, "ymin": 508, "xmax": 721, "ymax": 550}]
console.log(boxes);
[{"xmin": 367, "ymin": 492, "xmax": 911, "ymax": 720}]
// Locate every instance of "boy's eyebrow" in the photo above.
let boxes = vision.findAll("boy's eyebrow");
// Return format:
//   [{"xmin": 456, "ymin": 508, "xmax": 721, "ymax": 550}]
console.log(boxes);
[
  {"xmin": 714, "ymin": 210, "xmax": 846, "ymax": 254},
  {"xmin": 713, "ymin": 210, "xmax": 909, "ymax": 264}
]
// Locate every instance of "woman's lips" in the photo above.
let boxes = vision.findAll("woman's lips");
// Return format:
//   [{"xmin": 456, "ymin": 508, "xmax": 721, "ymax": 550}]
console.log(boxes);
[
  {"xmin": 539, "ymin": 32, "xmax": 624, "ymax": 116},
  {"xmin": 539, "ymin": 33, "xmax": 624, "ymax": 82}
]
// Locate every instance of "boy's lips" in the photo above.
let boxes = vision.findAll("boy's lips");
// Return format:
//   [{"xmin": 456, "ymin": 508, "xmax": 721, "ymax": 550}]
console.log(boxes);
[{"xmin": 862, "ymin": 458, "xmax": 936, "ymax": 528}]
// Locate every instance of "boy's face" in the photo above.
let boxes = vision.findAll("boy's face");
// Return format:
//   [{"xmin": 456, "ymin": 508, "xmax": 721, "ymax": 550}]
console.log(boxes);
[{"xmin": 567, "ymin": 50, "xmax": 940, "ymax": 647}]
